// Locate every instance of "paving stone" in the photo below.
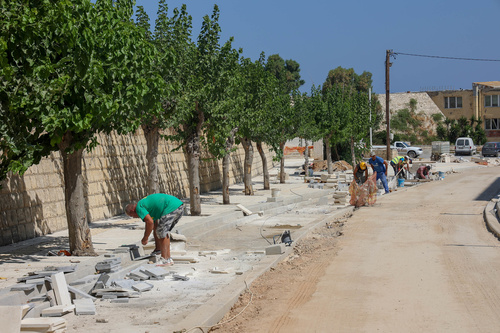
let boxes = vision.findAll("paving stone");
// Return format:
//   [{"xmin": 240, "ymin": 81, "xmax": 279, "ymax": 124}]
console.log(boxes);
[
  {"xmin": 11, "ymin": 283, "xmax": 36, "ymax": 291},
  {"xmin": 0, "ymin": 305, "xmax": 23, "ymax": 332},
  {"xmin": 67, "ymin": 285, "xmax": 97, "ymax": 300},
  {"xmin": 50, "ymin": 272, "xmax": 72, "ymax": 306},
  {"xmin": 111, "ymin": 279, "xmax": 138, "ymax": 291},
  {"xmin": 69, "ymin": 275, "xmax": 99, "ymax": 286},
  {"xmin": 141, "ymin": 267, "xmax": 169, "ymax": 278},
  {"xmin": 73, "ymin": 299, "xmax": 96, "ymax": 315},
  {"xmin": 132, "ymin": 282, "xmax": 153, "ymax": 292},
  {"xmin": 110, "ymin": 298, "xmax": 129, "ymax": 303},
  {"xmin": 41, "ymin": 304, "xmax": 75, "ymax": 317}
]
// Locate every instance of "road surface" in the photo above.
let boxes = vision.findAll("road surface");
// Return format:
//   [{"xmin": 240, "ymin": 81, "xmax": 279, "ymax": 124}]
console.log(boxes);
[{"xmin": 213, "ymin": 166, "xmax": 500, "ymax": 333}]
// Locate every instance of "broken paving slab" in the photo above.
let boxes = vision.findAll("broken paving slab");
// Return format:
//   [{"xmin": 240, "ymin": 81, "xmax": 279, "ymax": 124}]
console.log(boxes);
[{"xmin": 73, "ymin": 299, "xmax": 96, "ymax": 315}]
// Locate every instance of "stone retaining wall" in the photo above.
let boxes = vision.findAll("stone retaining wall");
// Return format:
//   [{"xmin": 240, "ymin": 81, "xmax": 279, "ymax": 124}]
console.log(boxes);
[{"xmin": 0, "ymin": 129, "xmax": 275, "ymax": 246}]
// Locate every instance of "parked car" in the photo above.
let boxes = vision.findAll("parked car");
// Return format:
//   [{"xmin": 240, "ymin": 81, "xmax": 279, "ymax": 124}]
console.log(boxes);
[
  {"xmin": 481, "ymin": 142, "xmax": 500, "ymax": 157},
  {"xmin": 392, "ymin": 141, "xmax": 423, "ymax": 158},
  {"xmin": 455, "ymin": 137, "xmax": 477, "ymax": 156}
]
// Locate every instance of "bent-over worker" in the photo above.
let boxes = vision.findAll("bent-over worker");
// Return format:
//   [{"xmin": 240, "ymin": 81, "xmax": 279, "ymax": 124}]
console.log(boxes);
[
  {"xmin": 416, "ymin": 165, "xmax": 431, "ymax": 179},
  {"xmin": 125, "ymin": 193, "xmax": 184, "ymax": 267},
  {"xmin": 353, "ymin": 161, "xmax": 369, "ymax": 185}
]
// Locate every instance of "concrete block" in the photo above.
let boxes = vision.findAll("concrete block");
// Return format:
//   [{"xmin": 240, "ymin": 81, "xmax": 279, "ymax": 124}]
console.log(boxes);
[
  {"xmin": 265, "ymin": 243, "xmax": 286, "ymax": 255},
  {"xmin": 267, "ymin": 197, "xmax": 284, "ymax": 203},
  {"xmin": 73, "ymin": 299, "xmax": 96, "ymax": 315}
]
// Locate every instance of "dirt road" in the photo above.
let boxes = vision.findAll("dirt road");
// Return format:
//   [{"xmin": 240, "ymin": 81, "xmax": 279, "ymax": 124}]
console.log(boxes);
[{"xmin": 212, "ymin": 167, "xmax": 500, "ymax": 333}]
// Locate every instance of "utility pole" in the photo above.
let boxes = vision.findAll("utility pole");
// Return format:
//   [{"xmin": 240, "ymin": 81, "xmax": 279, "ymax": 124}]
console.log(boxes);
[
  {"xmin": 385, "ymin": 49, "xmax": 393, "ymax": 160},
  {"xmin": 369, "ymin": 87, "xmax": 372, "ymax": 148}
]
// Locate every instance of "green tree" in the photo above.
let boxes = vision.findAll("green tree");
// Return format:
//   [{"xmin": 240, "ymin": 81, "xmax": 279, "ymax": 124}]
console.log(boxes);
[
  {"xmin": 233, "ymin": 55, "xmax": 283, "ymax": 194},
  {"xmin": 164, "ymin": 5, "xmax": 240, "ymax": 213},
  {"xmin": 0, "ymin": 0, "xmax": 162, "ymax": 255},
  {"xmin": 265, "ymin": 54, "xmax": 305, "ymax": 181},
  {"xmin": 322, "ymin": 67, "xmax": 378, "ymax": 165},
  {"xmin": 265, "ymin": 54, "xmax": 305, "ymax": 94}
]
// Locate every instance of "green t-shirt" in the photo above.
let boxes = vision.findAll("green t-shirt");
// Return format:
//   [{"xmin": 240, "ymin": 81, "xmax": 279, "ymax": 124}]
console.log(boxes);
[{"xmin": 136, "ymin": 193, "xmax": 183, "ymax": 221}]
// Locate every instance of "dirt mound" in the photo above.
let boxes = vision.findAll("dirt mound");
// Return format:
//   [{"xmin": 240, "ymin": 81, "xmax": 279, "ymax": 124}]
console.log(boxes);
[{"xmin": 312, "ymin": 160, "xmax": 352, "ymax": 172}]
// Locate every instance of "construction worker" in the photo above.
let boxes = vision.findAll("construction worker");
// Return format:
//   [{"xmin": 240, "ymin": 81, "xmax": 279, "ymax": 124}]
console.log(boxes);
[
  {"xmin": 368, "ymin": 151, "xmax": 389, "ymax": 194},
  {"xmin": 417, "ymin": 164, "xmax": 431, "ymax": 179},
  {"xmin": 390, "ymin": 156, "xmax": 410, "ymax": 178},
  {"xmin": 353, "ymin": 161, "xmax": 369, "ymax": 185}
]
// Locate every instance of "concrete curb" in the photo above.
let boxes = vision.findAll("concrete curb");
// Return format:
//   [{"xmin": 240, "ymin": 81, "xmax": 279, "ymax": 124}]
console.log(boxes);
[
  {"xmin": 484, "ymin": 200, "xmax": 500, "ymax": 240},
  {"xmin": 172, "ymin": 205, "xmax": 355, "ymax": 333}
]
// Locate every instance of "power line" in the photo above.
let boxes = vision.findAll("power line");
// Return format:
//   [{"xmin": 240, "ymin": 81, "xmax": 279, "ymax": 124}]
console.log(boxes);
[{"xmin": 393, "ymin": 52, "xmax": 500, "ymax": 62}]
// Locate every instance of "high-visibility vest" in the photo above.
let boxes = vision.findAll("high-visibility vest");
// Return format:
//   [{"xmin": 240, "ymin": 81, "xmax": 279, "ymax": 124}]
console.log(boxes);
[{"xmin": 391, "ymin": 156, "xmax": 403, "ymax": 164}]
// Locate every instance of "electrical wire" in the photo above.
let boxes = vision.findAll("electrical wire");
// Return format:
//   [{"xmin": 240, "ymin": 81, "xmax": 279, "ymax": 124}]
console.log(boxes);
[
  {"xmin": 393, "ymin": 52, "xmax": 500, "ymax": 62},
  {"xmin": 182, "ymin": 280, "xmax": 254, "ymax": 333}
]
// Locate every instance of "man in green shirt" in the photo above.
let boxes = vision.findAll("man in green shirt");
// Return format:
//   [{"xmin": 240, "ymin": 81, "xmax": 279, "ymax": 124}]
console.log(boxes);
[{"xmin": 125, "ymin": 193, "xmax": 184, "ymax": 266}]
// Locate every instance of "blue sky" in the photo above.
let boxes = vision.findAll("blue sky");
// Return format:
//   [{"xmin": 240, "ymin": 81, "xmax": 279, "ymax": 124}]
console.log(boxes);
[{"xmin": 134, "ymin": 0, "xmax": 500, "ymax": 94}]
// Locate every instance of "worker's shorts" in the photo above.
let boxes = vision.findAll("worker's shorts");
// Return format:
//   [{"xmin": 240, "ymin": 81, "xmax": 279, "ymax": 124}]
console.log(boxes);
[{"xmin": 155, "ymin": 204, "xmax": 184, "ymax": 239}]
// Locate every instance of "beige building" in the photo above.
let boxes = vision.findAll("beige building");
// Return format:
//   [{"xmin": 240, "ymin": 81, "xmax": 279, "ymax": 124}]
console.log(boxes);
[{"xmin": 427, "ymin": 81, "xmax": 500, "ymax": 141}]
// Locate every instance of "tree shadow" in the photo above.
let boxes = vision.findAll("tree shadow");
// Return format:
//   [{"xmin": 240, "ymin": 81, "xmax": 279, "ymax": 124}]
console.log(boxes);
[
  {"xmin": 474, "ymin": 177, "xmax": 500, "ymax": 201},
  {"xmin": 0, "ymin": 170, "xmax": 51, "ymax": 246}
]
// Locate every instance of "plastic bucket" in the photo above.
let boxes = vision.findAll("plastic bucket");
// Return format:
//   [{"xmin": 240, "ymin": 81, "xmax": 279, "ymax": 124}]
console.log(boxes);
[
  {"xmin": 271, "ymin": 188, "xmax": 281, "ymax": 197},
  {"xmin": 438, "ymin": 171, "xmax": 445, "ymax": 179},
  {"xmin": 397, "ymin": 178, "xmax": 405, "ymax": 187}
]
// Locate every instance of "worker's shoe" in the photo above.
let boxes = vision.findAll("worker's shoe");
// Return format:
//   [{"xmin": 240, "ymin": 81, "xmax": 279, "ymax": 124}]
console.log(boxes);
[
  {"xmin": 156, "ymin": 257, "xmax": 174, "ymax": 267},
  {"xmin": 150, "ymin": 250, "xmax": 161, "ymax": 256}
]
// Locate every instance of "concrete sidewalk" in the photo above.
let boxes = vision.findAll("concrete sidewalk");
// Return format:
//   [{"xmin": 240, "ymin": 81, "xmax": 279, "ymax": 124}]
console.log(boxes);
[{"xmin": 0, "ymin": 157, "xmax": 485, "ymax": 332}]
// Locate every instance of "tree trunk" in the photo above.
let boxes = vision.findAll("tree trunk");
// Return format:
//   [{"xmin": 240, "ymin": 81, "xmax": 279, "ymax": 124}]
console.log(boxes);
[
  {"xmin": 143, "ymin": 124, "xmax": 159, "ymax": 194},
  {"xmin": 222, "ymin": 154, "xmax": 231, "ymax": 204},
  {"xmin": 304, "ymin": 139, "xmax": 310, "ymax": 176},
  {"xmin": 350, "ymin": 136, "xmax": 356, "ymax": 167},
  {"xmin": 185, "ymin": 102, "xmax": 204, "ymax": 216},
  {"xmin": 241, "ymin": 137, "xmax": 254, "ymax": 195},
  {"xmin": 256, "ymin": 141, "xmax": 270, "ymax": 190},
  {"xmin": 186, "ymin": 132, "xmax": 201, "ymax": 215},
  {"xmin": 279, "ymin": 141, "xmax": 286, "ymax": 184},
  {"xmin": 222, "ymin": 127, "xmax": 238, "ymax": 204},
  {"xmin": 59, "ymin": 131, "xmax": 96, "ymax": 256},
  {"xmin": 325, "ymin": 134, "xmax": 333, "ymax": 174}
]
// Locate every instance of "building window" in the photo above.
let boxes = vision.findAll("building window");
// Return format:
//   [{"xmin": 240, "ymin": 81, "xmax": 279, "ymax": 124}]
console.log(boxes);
[
  {"xmin": 485, "ymin": 118, "xmax": 500, "ymax": 130},
  {"xmin": 485, "ymin": 95, "xmax": 500, "ymax": 107},
  {"xmin": 444, "ymin": 96, "xmax": 462, "ymax": 109}
]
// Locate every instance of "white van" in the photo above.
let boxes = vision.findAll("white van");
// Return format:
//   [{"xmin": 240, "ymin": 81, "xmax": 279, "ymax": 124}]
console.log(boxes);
[{"xmin": 455, "ymin": 137, "xmax": 477, "ymax": 156}]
